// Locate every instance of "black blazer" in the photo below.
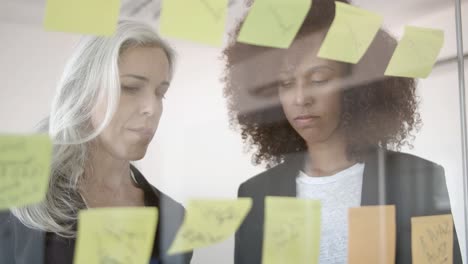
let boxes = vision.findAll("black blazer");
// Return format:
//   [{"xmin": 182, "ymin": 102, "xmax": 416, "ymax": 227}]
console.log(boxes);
[
  {"xmin": 0, "ymin": 166, "xmax": 192, "ymax": 264},
  {"xmin": 235, "ymin": 149, "xmax": 462, "ymax": 264}
]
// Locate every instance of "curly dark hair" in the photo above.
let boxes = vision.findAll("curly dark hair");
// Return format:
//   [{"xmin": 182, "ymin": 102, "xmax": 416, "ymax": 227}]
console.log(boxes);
[{"xmin": 222, "ymin": 0, "xmax": 421, "ymax": 167}]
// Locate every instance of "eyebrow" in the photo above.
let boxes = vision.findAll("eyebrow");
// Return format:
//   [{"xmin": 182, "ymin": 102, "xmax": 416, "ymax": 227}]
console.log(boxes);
[
  {"xmin": 121, "ymin": 74, "xmax": 170, "ymax": 87},
  {"xmin": 279, "ymin": 65, "xmax": 335, "ymax": 77},
  {"xmin": 303, "ymin": 65, "xmax": 335, "ymax": 75}
]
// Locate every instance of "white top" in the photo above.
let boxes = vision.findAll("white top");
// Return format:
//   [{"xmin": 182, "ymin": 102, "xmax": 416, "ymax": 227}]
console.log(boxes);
[{"xmin": 296, "ymin": 163, "xmax": 365, "ymax": 264}]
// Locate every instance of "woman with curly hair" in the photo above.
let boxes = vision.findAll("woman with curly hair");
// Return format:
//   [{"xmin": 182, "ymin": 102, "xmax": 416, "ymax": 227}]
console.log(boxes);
[{"xmin": 222, "ymin": 0, "xmax": 461, "ymax": 263}]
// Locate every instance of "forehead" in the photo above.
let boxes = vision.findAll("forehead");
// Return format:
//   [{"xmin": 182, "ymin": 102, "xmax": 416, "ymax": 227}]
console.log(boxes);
[
  {"xmin": 118, "ymin": 46, "xmax": 170, "ymax": 76},
  {"xmin": 280, "ymin": 30, "xmax": 344, "ymax": 74}
]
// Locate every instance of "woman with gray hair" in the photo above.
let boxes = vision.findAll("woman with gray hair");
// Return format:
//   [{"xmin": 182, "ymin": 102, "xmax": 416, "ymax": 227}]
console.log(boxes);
[{"xmin": 0, "ymin": 20, "xmax": 192, "ymax": 264}]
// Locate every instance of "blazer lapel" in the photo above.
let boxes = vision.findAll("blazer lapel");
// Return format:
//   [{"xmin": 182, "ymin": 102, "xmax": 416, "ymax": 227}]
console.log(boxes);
[
  {"xmin": 361, "ymin": 148, "xmax": 388, "ymax": 206},
  {"xmin": 269, "ymin": 151, "xmax": 306, "ymax": 197}
]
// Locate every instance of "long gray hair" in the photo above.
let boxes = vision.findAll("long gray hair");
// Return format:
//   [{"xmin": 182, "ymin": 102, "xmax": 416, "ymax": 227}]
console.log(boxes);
[{"xmin": 11, "ymin": 20, "xmax": 176, "ymax": 237}]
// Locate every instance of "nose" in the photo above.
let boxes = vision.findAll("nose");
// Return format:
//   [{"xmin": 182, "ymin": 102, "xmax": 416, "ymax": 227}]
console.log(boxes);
[
  {"xmin": 140, "ymin": 95, "xmax": 160, "ymax": 117},
  {"xmin": 293, "ymin": 81, "xmax": 315, "ymax": 106}
]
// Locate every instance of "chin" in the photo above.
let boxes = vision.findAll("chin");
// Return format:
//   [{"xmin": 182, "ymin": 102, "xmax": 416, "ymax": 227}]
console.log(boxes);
[
  {"xmin": 130, "ymin": 154, "xmax": 146, "ymax": 161},
  {"xmin": 125, "ymin": 147, "xmax": 149, "ymax": 161},
  {"xmin": 300, "ymin": 132, "xmax": 328, "ymax": 145}
]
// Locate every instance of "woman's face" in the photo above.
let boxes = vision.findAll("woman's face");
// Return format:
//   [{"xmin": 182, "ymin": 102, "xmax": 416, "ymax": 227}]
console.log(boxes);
[
  {"xmin": 92, "ymin": 46, "xmax": 170, "ymax": 161},
  {"xmin": 278, "ymin": 31, "xmax": 347, "ymax": 146}
]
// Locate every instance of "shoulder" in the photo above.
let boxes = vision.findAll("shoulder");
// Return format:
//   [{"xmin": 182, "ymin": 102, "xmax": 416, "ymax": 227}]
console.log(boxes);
[
  {"xmin": 0, "ymin": 210, "xmax": 13, "ymax": 237},
  {"xmin": 0, "ymin": 210, "xmax": 29, "ymax": 233},
  {"xmin": 0, "ymin": 211, "xmax": 13, "ymax": 262},
  {"xmin": 240, "ymin": 163, "xmax": 286, "ymax": 189},
  {"xmin": 0, "ymin": 210, "xmax": 45, "ymax": 263},
  {"xmin": 238, "ymin": 155, "xmax": 299, "ymax": 196},
  {"xmin": 385, "ymin": 150, "xmax": 444, "ymax": 174}
]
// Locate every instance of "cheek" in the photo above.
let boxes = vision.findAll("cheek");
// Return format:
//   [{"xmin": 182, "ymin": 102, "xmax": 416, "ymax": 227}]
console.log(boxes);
[
  {"xmin": 91, "ymin": 106, "xmax": 107, "ymax": 131},
  {"xmin": 279, "ymin": 91, "xmax": 294, "ymax": 117},
  {"xmin": 323, "ymin": 93, "xmax": 342, "ymax": 123},
  {"xmin": 155, "ymin": 101, "xmax": 163, "ymax": 121}
]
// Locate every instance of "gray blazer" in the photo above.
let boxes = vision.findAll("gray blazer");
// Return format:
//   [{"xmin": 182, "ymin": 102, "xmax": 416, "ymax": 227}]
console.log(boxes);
[
  {"xmin": 0, "ymin": 166, "xmax": 192, "ymax": 264},
  {"xmin": 235, "ymin": 149, "xmax": 462, "ymax": 264}
]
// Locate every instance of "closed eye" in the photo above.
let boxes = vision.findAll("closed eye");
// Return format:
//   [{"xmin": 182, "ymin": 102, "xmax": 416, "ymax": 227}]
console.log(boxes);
[
  {"xmin": 122, "ymin": 86, "xmax": 140, "ymax": 93},
  {"xmin": 279, "ymin": 79, "xmax": 295, "ymax": 89},
  {"xmin": 310, "ymin": 79, "xmax": 330, "ymax": 84}
]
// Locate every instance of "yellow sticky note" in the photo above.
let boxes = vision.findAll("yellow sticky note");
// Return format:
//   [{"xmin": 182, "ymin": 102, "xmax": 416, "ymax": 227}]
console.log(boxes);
[
  {"xmin": 159, "ymin": 0, "xmax": 228, "ymax": 46},
  {"xmin": 262, "ymin": 197, "xmax": 321, "ymax": 264},
  {"xmin": 43, "ymin": 0, "xmax": 121, "ymax": 36},
  {"xmin": 384, "ymin": 26, "xmax": 444, "ymax": 78},
  {"xmin": 317, "ymin": 2, "xmax": 383, "ymax": 63},
  {"xmin": 168, "ymin": 198, "xmax": 252, "ymax": 254},
  {"xmin": 74, "ymin": 207, "xmax": 158, "ymax": 264},
  {"xmin": 348, "ymin": 205, "xmax": 396, "ymax": 264},
  {"xmin": 411, "ymin": 214, "xmax": 453, "ymax": 264},
  {"xmin": 237, "ymin": 0, "xmax": 312, "ymax": 48},
  {"xmin": 0, "ymin": 134, "xmax": 52, "ymax": 210}
]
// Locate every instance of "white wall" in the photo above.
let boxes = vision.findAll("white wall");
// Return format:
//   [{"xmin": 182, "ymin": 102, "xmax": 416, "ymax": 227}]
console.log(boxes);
[{"xmin": 0, "ymin": 0, "xmax": 467, "ymax": 263}]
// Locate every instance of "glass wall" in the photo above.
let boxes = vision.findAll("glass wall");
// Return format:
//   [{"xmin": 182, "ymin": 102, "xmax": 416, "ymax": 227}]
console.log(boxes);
[{"xmin": 0, "ymin": 0, "xmax": 467, "ymax": 263}]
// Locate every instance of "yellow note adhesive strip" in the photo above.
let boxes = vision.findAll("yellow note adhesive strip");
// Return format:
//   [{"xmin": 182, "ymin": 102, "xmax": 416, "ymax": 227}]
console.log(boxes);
[
  {"xmin": 74, "ymin": 207, "xmax": 158, "ymax": 264},
  {"xmin": 43, "ymin": 0, "xmax": 121, "ymax": 36},
  {"xmin": 317, "ymin": 1, "xmax": 383, "ymax": 64},
  {"xmin": 348, "ymin": 205, "xmax": 396, "ymax": 264},
  {"xmin": 384, "ymin": 26, "xmax": 444, "ymax": 78},
  {"xmin": 237, "ymin": 0, "xmax": 312, "ymax": 48},
  {"xmin": 0, "ymin": 134, "xmax": 52, "ymax": 210},
  {"xmin": 168, "ymin": 198, "xmax": 252, "ymax": 255},
  {"xmin": 411, "ymin": 214, "xmax": 454, "ymax": 264},
  {"xmin": 262, "ymin": 197, "xmax": 321, "ymax": 264},
  {"xmin": 159, "ymin": 0, "xmax": 229, "ymax": 46}
]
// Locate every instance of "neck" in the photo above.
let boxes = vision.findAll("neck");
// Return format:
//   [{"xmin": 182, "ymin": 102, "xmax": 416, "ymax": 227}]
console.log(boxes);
[
  {"xmin": 304, "ymin": 132, "xmax": 355, "ymax": 177},
  {"xmin": 82, "ymin": 144, "xmax": 133, "ymax": 191}
]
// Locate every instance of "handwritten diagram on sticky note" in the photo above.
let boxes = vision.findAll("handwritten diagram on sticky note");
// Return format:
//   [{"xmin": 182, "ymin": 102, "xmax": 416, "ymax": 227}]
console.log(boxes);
[
  {"xmin": 411, "ymin": 214, "xmax": 453, "ymax": 264},
  {"xmin": 74, "ymin": 207, "xmax": 158, "ymax": 264},
  {"xmin": 168, "ymin": 198, "xmax": 252, "ymax": 255},
  {"xmin": 0, "ymin": 134, "xmax": 52, "ymax": 210},
  {"xmin": 159, "ymin": 0, "xmax": 228, "ymax": 46},
  {"xmin": 262, "ymin": 197, "xmax": 321, "ymax": 264},
  {"xmin": 317, "ymin": 2, "xmax": 383, "ymax": 63},
  {"xmin": 385, "ymin": 26, "xmax": 444, "ymax": 78},
  {"xmin": 237, "ymin": 0, "xmax": 311, "ymax": 48},
  {"xmin": 348, "ymin": 205, "xmax": 396, "ymax": 264},
  {"xmin": 43, "ymin": 0, "xmax": 121, "ymax": 36}
]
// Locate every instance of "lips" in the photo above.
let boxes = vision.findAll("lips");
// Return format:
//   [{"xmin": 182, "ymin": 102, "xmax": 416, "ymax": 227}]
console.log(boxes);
[
  {"xmin": 127, "ymin": 127, "xmax": 155, "ymax": 139},
  {"xmin": 295, "ymin": 114, "xmax": 319, "ymax": 120},
  {"xmin": 293, "ymin": 114, "xmax": 320, "ymax": 127}
]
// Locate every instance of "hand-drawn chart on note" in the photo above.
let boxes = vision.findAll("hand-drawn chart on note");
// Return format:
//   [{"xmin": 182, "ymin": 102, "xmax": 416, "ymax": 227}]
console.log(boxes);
[
  {"xmin": 385, "ymin": 26, "xmax": 444, "ymax": 78},
  {"xmin": 159, "ymin": 0, "xmax": 229, "ymax": 46},
  {"xmin": 74, "ymin": 207, "xmax": 158, "ymax": 264},
  {"xmin": 317, "ymin": 2, "xmax": 383, "ymax": 64},
  {"xmin": 0, "ymin": 134, "xmax": 52, "ymax": 210},
  {"xmin": 411, "ymin": 214, "xmax": 453, "ymax": 264},
  {"xmin": 237, "ymin": 0, "xmax": 311, "ymax": 48},
  {"xmin": 168, "ymin": 198, "xmax": 252, "ymax": 255},
  {"xmin": 262, "ymin": 197, "xmax": 321, "ymax": 264}
]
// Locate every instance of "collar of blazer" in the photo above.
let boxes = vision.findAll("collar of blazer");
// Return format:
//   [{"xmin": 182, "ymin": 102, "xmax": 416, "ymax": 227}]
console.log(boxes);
[{"xmin": 266, "ymin": 147, "xmax": 389, "ymax": 206}]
